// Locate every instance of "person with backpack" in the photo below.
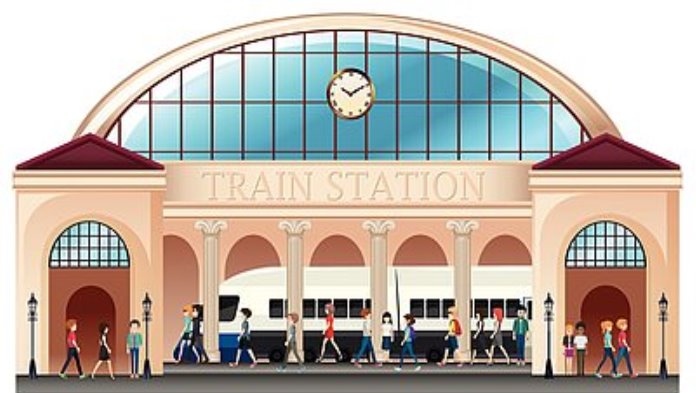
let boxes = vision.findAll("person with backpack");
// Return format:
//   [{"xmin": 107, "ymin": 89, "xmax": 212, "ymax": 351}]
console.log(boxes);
[
  {"xmin": 437, "ymin": 306, "xmax": 461, "ymax": 367},
  {"xmin": 512, "ymin": 306, "xmax": 530, "ymax": 366},
  {"xmin": 395, "ymin": 313, "xmax": 420, "ymax": 372}
]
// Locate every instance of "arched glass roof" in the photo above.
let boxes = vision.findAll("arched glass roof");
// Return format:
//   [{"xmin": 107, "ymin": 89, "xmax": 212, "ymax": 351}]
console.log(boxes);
[{"xmin": 106, "ymin": 30, "xmax": 590, "ymax": 161}]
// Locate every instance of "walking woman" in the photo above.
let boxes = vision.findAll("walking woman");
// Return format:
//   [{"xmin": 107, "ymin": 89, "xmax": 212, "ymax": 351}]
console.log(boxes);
[
  {"xmin": 58, "ymin": 319, "xmax": 86, "ymax": 379},
  {"xmin": 175, "ymin": 305, "xmax": 200, "ymax": 363},
  {"xmin": 352, "ymin": 308, "xmax": 377, "ymax": 368},
  {"xmin": 462, "ymin": 313, "xmax": 487, "ymax": 366},
  {"xmin": 192, "ymin": 305, "xmax": 209, "ymax": 363},
  {"xmin": 230, "ymin": 308, "xmax": 258, "ymax": 367},
  {"xmin": 562, "ymin": 323, "xmax": 575, "ymax": 375},
  {"xmin": 90, "ymin": 322, "xmax": 115, "ymax": 380},
  {"xmin": 437, "ymin": 306, "xmax": 462, "ymax": 367},
  {"xmin": 316, "ymin": 303, "xmax": 343, "ymax": 362},
  {"xmin": 380, "ymin": 312, "xmax": 394, "ymax": 365},
  {"xmin": 487, "ymin": 308, "xmax": 510, "ymax": 365},
  {"xmin": 594, "ymin": 320, "xmax": 619, "ymax": 378},
  {"xmin": 394, "ymin": 313, "xmax": 420, "ymax": 372}
]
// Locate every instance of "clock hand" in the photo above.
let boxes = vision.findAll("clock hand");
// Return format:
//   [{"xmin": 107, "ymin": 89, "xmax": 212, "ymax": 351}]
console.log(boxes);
[
  {"xmin": 349, "ymin": 83, "xmax": 370, "ymax": 96},
  {"xmin": 341, "ymin": 87, "xmax": 352, "ymax": 96}
]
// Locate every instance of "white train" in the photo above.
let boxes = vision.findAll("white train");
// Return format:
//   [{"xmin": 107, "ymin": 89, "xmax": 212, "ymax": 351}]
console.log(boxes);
[{"xmin": 218, "ymin": 266, "xmax": 532, "ymax": 362}]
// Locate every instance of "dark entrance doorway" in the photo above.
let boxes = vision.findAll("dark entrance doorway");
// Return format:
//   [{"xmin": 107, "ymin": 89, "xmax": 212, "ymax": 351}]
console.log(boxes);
[{"xmin": 580, "ymin": 285, "xmax": 630, "ymax": 370}]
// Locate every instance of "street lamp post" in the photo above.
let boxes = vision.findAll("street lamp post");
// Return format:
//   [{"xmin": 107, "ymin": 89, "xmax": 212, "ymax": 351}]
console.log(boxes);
[
  {"xmin": 142, "ymin": 293, "xmax": 153, "ymax": 380},
  {"xmin": 543, "ymin": 293, "xmax": 554, "ymax": 379},
  {"xmin": 27, "ymin": 293, "xmax": 38, "ymax": 380},
  {"xmin": 659, "ymin": 293, "xmax": 669, "ymax": 380}
]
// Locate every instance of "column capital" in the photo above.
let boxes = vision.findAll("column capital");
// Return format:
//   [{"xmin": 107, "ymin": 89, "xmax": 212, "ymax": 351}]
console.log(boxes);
[
  {"xmin": 362, "ymin": 220, "xmax": 395, "ymax": 235},
  {"xmin": 278, "ymin": 220, "xmax": 311, "ymax": 236},
  {"xmin": 446, "ymin": 220, "xmax": 479, "ymax": 236},
  {"xmin": 194, "ymin": 219, "xmax": 228, "ymax": 236}
]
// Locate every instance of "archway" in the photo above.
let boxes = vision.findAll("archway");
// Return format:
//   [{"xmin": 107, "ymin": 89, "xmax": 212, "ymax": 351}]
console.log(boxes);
[
  {"xmin": 580, "ymin": 286, "xmax": 630, "ymax": 369},
  {"xmin": 393, "ymin": 235, "xmax": 447, "ymax": 266},
  {"xmin": 310, "ymin": 235, "xmax": 365, "ymax": 266},
  {"xmin": 64, "ymin": 286, "xmax": 116, "ymax": 374},
  {"xmin": 225, "ymin": 235, "xmax": 281, "ymax": 279},
  {"xmin": 163, "ymin": 235, "xmax": 199, "ymax": 360},
  {"xmin": 478, "ymin": 235, "xmax": 531, "ymax": 265}
]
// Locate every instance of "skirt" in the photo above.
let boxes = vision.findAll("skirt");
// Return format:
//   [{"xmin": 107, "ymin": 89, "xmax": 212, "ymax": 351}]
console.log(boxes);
[
  {"xmin": 492, "ymin": 333, "xmax": 503, "ymax": 347},
  {"xmin": 564, "ymin": 347, "xmax": 574, "ymax": 358},
  {"xmin": 238, "ymin": 336, "xmax": 252, "ymax": 350},
  {"xmin": 381, "ymin": 337, "xmax": 392, "ymax": 351},
  {"xmin": 99, "ymin": 345, "xmax": 110, "ymax": 361}
]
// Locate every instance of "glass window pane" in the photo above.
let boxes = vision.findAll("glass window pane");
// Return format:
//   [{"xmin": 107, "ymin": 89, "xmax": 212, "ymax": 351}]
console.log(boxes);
[
  {"xmin": 152, "ymin": 104, "xmax": 180, "ymax": 151},
  {"xmin": 214, "ymin": 104, "xmax": 241, "ymax": 153},
  {"xmin": 491, "ymin": 61, "xmax": 519, "ymax": 100},
  {"xmin": 276, "ymin": 34, "xmax": 303, "ymax": 52},
  {"xmin": 430, "ymin": 104, "xmax": 456, "ymax": 152},
  {"xmin": 338, "ymin": 31, "xmax": 364, "ymax": 52},
  {"xmin": 399, "ymin": 104, "xmax": 426, "ymax": 152},
  {"xmin": 121, "ymin": 104, "xmax": 150, "ymax": 153},
  {"xmin": 276, "ymin": 104, "xmax": 302, "ymax": 152},
  {"xmin": 213, "ymin": 54, "xmax": 241, "ymax": 101},
  {"xmin": 245, "ymin": 54, "xmax": 272, "ymax": 100},
  {"xmin": 306, "ymin": 54, "xmax": 334, "ymax": 100},
  {"xmin": 306, "ymin": 32, "xmax": 333, "ymax": 52},
  {"xmin": 245, "ymin": 104, "xmax": 271, "ymax": 154},
  {"xmin": 521, "ymin": 76, "xmax": 549, "ymax": 101},
  {"xmin": 522, "ymin": 103, "xmax": 549, "ymax": 151},
  {"xmin": 275, "ymin": 54, "xmax": 303, "ymax": 100},
  {"xmin": 306, "ymin": 104, "xmax": 333, "ymax": 154},
  {"xmin": 491, "ymin": 104, "xmax": 518, "ymax": 151},
  {"xmin": 338, "ymin": 53, "xmax": 364, "ymax": 72},
  {"xmin": 183, "ymin": 104, "xmax": 210, "ymax": 152},
  {"xmin": 429, "ymin": 40, "xmax": 456, "ymax": 53},
  {"xmin": 430, "ymin": 53, "xmax": 457, "ymax": 100},
  {"xmin": 152, "ymin": 72, "xmax": 180, "ymax": 101},
  {"xmin": 553, "ymin": 103, "xmax": 581, "ymax": 151},
  {"xmin": 399, "ymin": 36, "xmax": 426, "ymax": 52},
  {"xmin": 245, "ymin": 39, "xmax": 272, "ymax": 52},
  {"xmin": 368, "ymin": 32, "xmax": 395, "ymax": 52},
  {"xmin": 461, "ymin": 54, "xmax": 488, "ymax": 101},
  {"xmin": 183, "ymin": 58, "xmax": 210, "ymax": 100},
  {"xmin": 368, "ymin": 103, "xmax": 396, "ymax": 156},
  {"xmin": 399, "ymin": 54, "xmax": 426, "ymax": 100},
  {"xmin": 368, "ymin": 54, "xmax": 396, "ymax": 100},
  {"xmin": 461, "ymin": 104, "xmax": 488, "ymax": 151},
  {"xmin": 337, "ymin": 117, "xmax": 364, "ymax": 158}
]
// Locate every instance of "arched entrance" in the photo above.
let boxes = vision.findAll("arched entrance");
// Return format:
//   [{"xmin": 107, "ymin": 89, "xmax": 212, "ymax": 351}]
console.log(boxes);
[
  {"xmin": 225, "ymin": 235, "xmax": 281, "ymax": 279},
  {"xmin": 163, "ymin": 235, "xmax": 199, "ymax": 360},
  {"xmin": 310, "ymin": 235, "xmax": 365, "ymax": 267},
  {"xmin": 479, "ymin": 235, "xmax": 531, "ymax": 266},
  {"xmin": 64, "ymin": 286, "xmax": 116, "ymax": 374},
  {"xmin": 580, "ymin": 286, "xmax": 630, "ymax": 368},
  {"xmin": 393, "ymin": 235, "xmax": 447, "ymax": 266}
]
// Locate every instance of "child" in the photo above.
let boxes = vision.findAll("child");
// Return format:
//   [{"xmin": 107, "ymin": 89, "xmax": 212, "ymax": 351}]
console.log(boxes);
[
  {"xmin": 58, "ymin": 319, "xmax": 86, "ymax": 379},
  {"xmin": 230, "ymin": 308, "xmax": 258, "ymax": 368},
  {"xmin": 277, "ymin": 312, "xmax": 305, "ymax": 372},
  {"xmin": 574, "ymin": 321, "xmax": 588, "ymax": 377},
  {"xmin": 175, "ymin": 305, "xmax": 200, "ymax": 363},
  {"xmin": 126, "ymin": 319, "xmax": 143, "ymax": 379},
  {"xmin": 317, "ymin": 303, "xmax": 342, "ymax": 362},
  {"xmin": 437, "ymin": 306, "xmax": 461, "ymax": 367},
  {"xmin": 380, "ymin": 312, "xmax": 394, "ymax": 365},
  {"xmin": 594, "ymin": 320, "xmax": 620, "ymax": 378},
  {"xmin": 512, "ymin": 306, "xmax": 529, "ymax": 366},
  {"xmin": 395, "ymin": 313, "xmax": 420, "ymax": 372},
  {"xmin": 615, "ymin": 318, "xmax": 637, "ymax": 378},
  {"xmin": 562, "ymin": 323, "xmax": 574, "ymax": 376},
  {"xmin": 90, "ymin": 322, "xmax": 115, "ymax": 380},
  {"xmin": 352, "ymin": 308, "xmax": 376, "ymax": 368},
  {"xmin": 487, "ymin": 308, "xmax": 510, "ymax": 365}
]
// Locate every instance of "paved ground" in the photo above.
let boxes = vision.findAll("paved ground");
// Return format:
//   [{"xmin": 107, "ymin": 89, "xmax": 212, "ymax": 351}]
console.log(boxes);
[{"xmin": 16, "ymin": 364, "xmax": 678, "ymax": 393}]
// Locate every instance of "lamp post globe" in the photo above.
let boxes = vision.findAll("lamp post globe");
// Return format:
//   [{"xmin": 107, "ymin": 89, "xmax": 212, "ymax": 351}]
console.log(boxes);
[
  {"xmin": 659, "ymin": 293, "xmax": 669, "ymax": 380},
  {"xmin": 27, "ymin": 293, "xmax": 38, "ymax": 380},
  {"xmin": 142, "ymin": 293, "xmax": 153, "ymax": 380},
  {"xmin": 543, "ymin": 292, "xmax": 554, "ymax": 379}
]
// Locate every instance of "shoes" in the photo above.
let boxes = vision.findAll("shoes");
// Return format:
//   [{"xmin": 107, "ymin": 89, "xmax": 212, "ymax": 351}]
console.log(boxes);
[
  {"xmin": 110, "ymin": 376, "xmax": 115, "ymax": 381},
  {"xmin": 353, "ymin": 361, "xmax": 362, "ymax": 368},
  {"xmin": 595, "ymin": 373, "xmax": 603, "ymax": 379},
  {"xmin": 229, "ymin": 363, "xmax": 238, "ymax": 368},
  {"xmin": 394, "ymin": 367, "xmax": 402, "ymax": 372},
  {"xmin": 612, "ymin": 373, "xmax": 622, "ymax": 379},
  {"xmin": 630, "ymin": 373, "xmax": 639, "ymax": 379},
  {"xmin": 299, "ymin": 366, "xmax": 306, "ymax": 373},
  {"xmin": 315, "ymin": 358, "xmax": 322, "ymax": 363},
  {"xmin": 250, "ymin": 362, "xmax": 257, "ymax": 368},
  {"xmin": 90, "ymin": 374, "xmax": 95, "ymax": 380},
  {"xmin": 437, "ymin": 362, "xmax": 445, "ymax": 367},
  {"xmin": 276, "ymin": 367, "xmax": 286, "ymax": 373},
  {"xmin": 58, "ymin": 373, "xmax": 67, "ymax": 380},
  {"xmin": 414, "ymin": 366, "xmax": 421, "ymax": 372},
  {"xmin": 79, "ymin": 374, "xmax": 87, "ymax": 380}
]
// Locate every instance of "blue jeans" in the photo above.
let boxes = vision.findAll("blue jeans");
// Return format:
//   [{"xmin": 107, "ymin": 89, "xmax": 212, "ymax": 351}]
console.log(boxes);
[
  {"xmin": 615, "ymin": 347, "xmax": 633, "ymax": 375},
  {"xmin": 354, "ymin": 337, "xmax": 375, "ymax": 362},
  {"xmin": 399, "ymin": 341, "xmax": 418, "ymax": 367},
  {"xmin": 596, "ymin": 347, "xmax": 617, "ymax": 374},
  {"xmin": 516, "ymin": 334, "xmax": 525, "ymax": 361},
  {"xmin": 129, "ymin": 348, "xmax": 140, "ymax": 375}
]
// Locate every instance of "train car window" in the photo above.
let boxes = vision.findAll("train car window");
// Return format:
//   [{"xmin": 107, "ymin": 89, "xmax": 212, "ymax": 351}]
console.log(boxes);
[
  {"xmin": 474, "ymin": 299, "xmax": 489, "ymax": 318},
  {"xmin": 334, "ymin": 299, "xmax": 348, "ymax": 318},
  {"xmin": 490, "ymin": 299, "xmax": 504, "ymax": 316},
  {"xmin": 426, "ymin": 299, "xmax": 440, "ymax": 319},
  {"xmin": 303, "ymin": 299, "xmax": 316, "ymax": 319},
  {"xmin": 365, "ymin": 299, "xmax": 371, "ymax": 310},
  {"xmin": 269, "ymin": 299, "xmax": 284, "ymax": 319},
  {"xmin": 506, "ymin": 299, "xmax": 521, "ymax": 318},
  {"xmin": 219, "ymin": 296, "xmax": 239, "ymax": 322},
  {"xmin": 349, "ymin": 299, "xmax": 364, "ymax": 318},
  {"xmin": 410, "ymin": 299, "xmax": 425, "ymax": 318},
  {"xmin": 527, "ymin": 300, "xmax": 533, "ymax": 320},
  {"xmin": 317, "ymin": 298, "xmax": 331, "ymax": 318},
  {"xmin": 442, "ymin": 298, "xmax": 455, "ymax": 318}
]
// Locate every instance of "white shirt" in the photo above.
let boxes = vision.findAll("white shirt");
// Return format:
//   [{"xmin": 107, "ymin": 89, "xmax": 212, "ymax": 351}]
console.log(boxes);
[
  {"xmin": 381, "ymin": 322, "xmax": 393, "ymax": 338},
  {"xmin": 575, "ymin": 335, "xmax": 588, "ymax": 350},
  {"xmin": 362, "ymin": 318, "xmax": 372, "ymax": 336}
]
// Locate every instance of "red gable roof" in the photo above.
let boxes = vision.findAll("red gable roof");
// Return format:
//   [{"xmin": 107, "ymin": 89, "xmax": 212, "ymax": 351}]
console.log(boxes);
[
  {"xmin": 533, "ymin": 133, "xmax": 679, "ymax": 170},
  {"xmin": 16, "ymin": 134, "xmax": 164, "ymax": 170}
]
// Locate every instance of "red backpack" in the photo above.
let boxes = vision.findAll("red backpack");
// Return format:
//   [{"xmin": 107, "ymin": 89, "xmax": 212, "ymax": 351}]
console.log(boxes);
[{"xmin": 453, "ymin": 319, "xmax": 462, "ymax": 336}]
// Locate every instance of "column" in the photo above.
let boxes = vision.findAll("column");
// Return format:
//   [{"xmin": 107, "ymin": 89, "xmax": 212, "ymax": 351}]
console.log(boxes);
[
  {"xmin": 362, "ymin": 220, "xmax": 395, "ymax": 358},
  {"xmin": 194, "ymin": 219, "xmax": 227, "ymax": 362},
  {"xmin": 446, "ymin": 220, "xmax": 479, "ymax": 361},
  {"xmin": 279, "ymin": 220, "xmax": 311, "ymax": 355}
]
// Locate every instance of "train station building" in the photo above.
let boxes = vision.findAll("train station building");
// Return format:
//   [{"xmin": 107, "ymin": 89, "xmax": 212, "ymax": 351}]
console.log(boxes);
[{"xmin": 14, "ymin": 14, "xmax": 680, "ymax": 376}]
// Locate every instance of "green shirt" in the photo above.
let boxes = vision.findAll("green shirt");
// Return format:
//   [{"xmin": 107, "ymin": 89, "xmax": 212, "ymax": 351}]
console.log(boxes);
[
  {"xmin": 127, "ymin": 332, "xmax": 143, "ymax": 348},
  {"xmin": 512, "ymin": 318, "xmax": 529, "ymax": 335},
  {"xmin": 603, "ymin": 331, "xmax": 612, "ymax": 348}
]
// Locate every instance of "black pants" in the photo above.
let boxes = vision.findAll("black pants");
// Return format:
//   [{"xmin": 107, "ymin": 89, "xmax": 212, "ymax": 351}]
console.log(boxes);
[
  {"xmin": 576, "ymin": 349, "xmax": 585, "ymax": 376},
  {"xmin": 60, "ymin": 348, "xmax": 83, "ymax": 375},
  {"xmin": 193, "ymin": 335, "xmax": 209, "ymax": 363}
]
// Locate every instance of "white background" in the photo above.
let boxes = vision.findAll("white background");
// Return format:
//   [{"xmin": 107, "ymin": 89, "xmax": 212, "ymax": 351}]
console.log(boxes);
[{"xmin": 0, "ymin": 0, "xmax": 693, "ymax": 389}]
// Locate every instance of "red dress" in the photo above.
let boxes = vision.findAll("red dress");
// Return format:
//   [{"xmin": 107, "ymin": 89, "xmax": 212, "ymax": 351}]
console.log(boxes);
[{"xmin": 325, "ymin": 314, "xmax": 335, "ymax": 339}]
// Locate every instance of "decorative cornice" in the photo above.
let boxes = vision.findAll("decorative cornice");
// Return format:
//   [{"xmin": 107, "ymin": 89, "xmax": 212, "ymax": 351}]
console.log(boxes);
[
  {"xmin": 278, "ymin": 220, "xmax": 311, "ymax": 235},
  {"xmin": 362, "ymin": 220, "xmax": 396, "ymax": 235},
  {"xmin": 194, "ymin": 219, "xmax": 228, "ymax": 236},
  {"xmin": 446, "ymin": 220, "xmax": 479, "ymax": 236}
]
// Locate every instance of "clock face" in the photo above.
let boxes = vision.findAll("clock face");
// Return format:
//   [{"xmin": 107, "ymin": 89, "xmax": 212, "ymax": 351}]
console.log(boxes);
[{"xmin": 326, "ymin": 68, "xmax": 375, "ymax": 119}]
